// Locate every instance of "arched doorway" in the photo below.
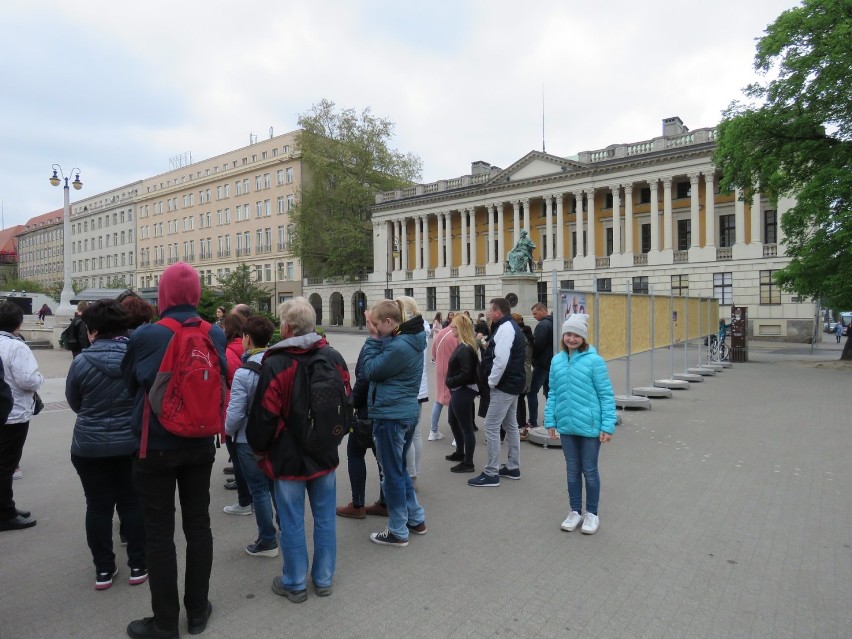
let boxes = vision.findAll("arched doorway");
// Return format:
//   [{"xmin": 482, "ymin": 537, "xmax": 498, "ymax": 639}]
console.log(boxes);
[
  {"xmin": 308, "ymin": 293, "xmax": 323, "ymax": 326},
  {"xmin": 330, "ymin": 292, "xmax": 344, "ymax": 327},
  {"xmin": 351, "ymin": 291, "xmax": 367, "ymax": 328}
]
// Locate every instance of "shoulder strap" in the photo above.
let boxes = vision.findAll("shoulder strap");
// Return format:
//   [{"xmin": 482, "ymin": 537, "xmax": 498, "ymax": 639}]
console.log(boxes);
[{"xmin": 240, "ymin": 361, "xmax": 262, "ymax": 373}]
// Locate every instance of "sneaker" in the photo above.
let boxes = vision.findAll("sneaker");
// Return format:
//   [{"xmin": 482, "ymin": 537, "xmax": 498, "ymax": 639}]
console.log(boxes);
[
  {"xmin": 271, "ymin": 576, "xmax": 307, "ymax": 602},
  {"xmin": 224, "ymin": 479, "xmax": 237, "ymax": 490},
  {"xmin": 223, "ymin": 503, "xmax": 253, "ymax": 516},
  {"xmin": 119, "ymin": 533, "xmax": 128, "ymax": 546},
  {"xmin": 365, "ymin": 501, "xmax": 388, "ymax": 517},
  {"xmin": 95, "ymin": 567, "xmax": 118, "ymax": 590},
  {"xmin": 406, "ymin": 521, "xmax": 427, "ymax": 535},
  {"xmin": 313, "ymin": 582, "xmax": 333, "ymax": 597},
  {"xmin": 12, "ymin": 466, "xmax": 22, "ymax": 480},
  {"xmin": 370, "ymin": 529, "xmax": 409, "ymax": 546},
  {"xmin": 128, "ymin": 567, "xmax": 148, "ymax": 585},
  {"xmin": 467, "ymin": 472, "xmax": 499, "ymax": 487},
  {"xmin": 336, "ymin": 502, "xmax": 366, "ymax": 519},
  {"xmin": 428, "ymin": 431, "xmax": 445, "ymax": 441},
  {"xmin": 581, "ymin": 512, "xmax": 599, "ymax": 535},
  {"xmin": 223, "ymin": 465, "xmax": 235, "ymax": 475},
  {"xmin": 560, "ymin": 511, "xmax": 583, "ymax": 532},
  {"xmin": 445, "ymin": 452, "xmax": 464, "ymax": 461},
  {"xmin": 450, "ymin": 462, "xmax": 475, "ymax": 473},
  {"xmin": 127, "ymin": 617, "xmax": 179, "ymax": 639},
  {"xmin": 187, "ymin": 601, "xmax": 213, "ymax": 635},
  {"xmin": 498, "ymin": 465, "xmax": 521, "ymax": 480},
  {"xmin": 245, "ymin": 539, "xmax": 279, "ymax": 557}
]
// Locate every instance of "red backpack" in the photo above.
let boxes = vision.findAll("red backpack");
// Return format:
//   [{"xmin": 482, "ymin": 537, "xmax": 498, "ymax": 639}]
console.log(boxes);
[{"xmin": 140, "ymin": 317, "xmax": 226, "ymax": 458}]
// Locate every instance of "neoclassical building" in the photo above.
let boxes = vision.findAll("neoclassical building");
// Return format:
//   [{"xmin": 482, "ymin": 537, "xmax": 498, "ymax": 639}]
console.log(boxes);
[{"xmin": 306, "ymin": 117, "xmax": 815, "ymax": 340}]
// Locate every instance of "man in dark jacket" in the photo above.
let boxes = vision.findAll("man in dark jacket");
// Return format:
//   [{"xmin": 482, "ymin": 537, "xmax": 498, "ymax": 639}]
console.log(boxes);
[
  {"xmin": 247, "ymin": 297, "xmax": 349, "ymax": 603},
  {"xmin": 122, "ymin": 262, "xmax": 227, "ymax": 639},
  {"xmin": 469, "ymin": 298, "xmax": 527, "ymax": 487},
  {"xmin": 528, "ymin": 303, "xmax": 554, "ymax": 429}
]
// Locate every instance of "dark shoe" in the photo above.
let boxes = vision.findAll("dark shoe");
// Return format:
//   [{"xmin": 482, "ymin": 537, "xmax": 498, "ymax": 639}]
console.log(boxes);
[
  {"xmin": 127, "ymin": 617, "xmax": 179, "ymax": 639},
  {"xmin": 223, "ymin": 465, "xmax": 235, "ymax": 475},
  {"xmin": 313, "ymin": 581, "xmax": 333, "ymax": 597},
  {"xmin": 498, "ymin": 464, "xmax": 521, "ymax": 480},
  {"xmin": 0, "ymin": 514, "xmax": 37, "ymax": 531},
  {"xmin": 450, "ymin": 462, "xmax": 475, "ymax": 473},
  {"xmin": 120, "ymin": 533, "xmax": 128, "ymax": 546},
  {"xmin": 128, "ymin": 567, "xmax": 148, "ymax": 586},
  {"xmin": 187, "ymin": 601, "xmax": 213, "ymax": 635},
  {"xmin": 445, "ymin": 452, "xmax": 465, "ymax": 461},
  {"xmin": 245, "ymin": 538, "xmax": 279, "ymax": 557},
  {"xmin": 467, "ymin": 472, "xmax": 499, "ymax": 487},
  {"xmin": 406, "ymin": 521, "xmax": 427, "ymax": 535},
  {"xmin": 335, "ymin": 502, "xmax": 366, "ymax": 519},
  {"xmin": 364, "ymin": 501, "xmax": 388, "ymax": 517},
  {"xmin": 15, "ymin": 508, "xmax": 31, "ymax": 519},
  {"xmin": 271, "ymin": 576, "xmax": 307, "ymax": 602},
  {"xmin": 369, "ymin": 529, "xmax": 408, "ymax": 547},
  {"xmin": 95, "ymin": 568, "xmax": 118, "ymax": 590},
  {"xmin": 223, "ymin": 479, "xmax": 237, "ymax": 490}
]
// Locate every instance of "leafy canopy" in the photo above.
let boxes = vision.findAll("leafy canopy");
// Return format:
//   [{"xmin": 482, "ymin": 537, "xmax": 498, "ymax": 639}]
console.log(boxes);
[
  {"xmin": 714, "ymin": 0, "xmax": 852, "ymax": 315},
  {"xmin": 291, "ymin": 99, "xmax": 422, "ymax": 278},
  {"xmin": 216, "ymin": 263, "xmax": 268, "ymax": 310}
]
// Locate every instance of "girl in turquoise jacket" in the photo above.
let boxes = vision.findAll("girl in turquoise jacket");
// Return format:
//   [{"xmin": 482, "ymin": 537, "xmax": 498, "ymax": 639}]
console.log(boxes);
[{"xmin": 544, "ymin": 314, "xmax": 615, "ymax": 535}]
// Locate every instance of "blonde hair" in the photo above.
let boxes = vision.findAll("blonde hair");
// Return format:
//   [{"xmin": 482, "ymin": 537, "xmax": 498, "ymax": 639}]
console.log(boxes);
[
  {"xmin": 371, "ymin": 299, "xmax": 402, "ymax": 324},
  {"xmin": 394, "ymin": 295, "xmax": 421, "ymax": 321},
  {"xmin": 451, "ymin": 313, "xmax": 479, "ymax": 351},
  {"xmin": 278, "ymin": 296, "xmax": 316, "ymax": 336}
]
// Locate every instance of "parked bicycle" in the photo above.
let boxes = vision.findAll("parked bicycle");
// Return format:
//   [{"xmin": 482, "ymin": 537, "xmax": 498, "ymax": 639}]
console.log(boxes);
[{"xmin": 707, "ymin": 333, "xmax": 729, "ymax": 362}]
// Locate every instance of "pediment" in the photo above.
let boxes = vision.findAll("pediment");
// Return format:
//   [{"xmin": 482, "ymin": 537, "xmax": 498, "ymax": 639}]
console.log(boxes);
[{"xmin": 487, "ymin": 151, "xmax": 583, "ymax": 185}]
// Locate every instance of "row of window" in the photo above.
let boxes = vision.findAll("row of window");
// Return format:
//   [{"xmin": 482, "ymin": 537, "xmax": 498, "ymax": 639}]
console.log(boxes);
[
  {"xmin": 71, "ymin": 210, "xmax": 132, "ymax": 235},
  {"xmin": 18, "ymin": 263, "xmax": 61, "ymax": 277},
  {"xmin": 73, "ymin": 253, "xmax": 134, "ymax": 272},
  {"xmin": 137, "ymin": 261, "xmax": 295, "ymax": 289},
  {"xmin": 74, "ymin": 274, "xmax": 135, "ymax": 289},
  {"xmin": 18, "ymin": 230, "xmax": 62, "ymax": 247},
  {"xmin": 138, "ymin": 226, "xmax": 295, "ymax": 263},
  {"xmin": 71, "ymin": 231, "xmax": 133, "ymax": 254}
]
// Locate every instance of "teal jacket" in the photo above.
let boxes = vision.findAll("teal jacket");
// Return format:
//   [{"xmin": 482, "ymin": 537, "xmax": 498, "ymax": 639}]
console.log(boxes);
[
  {"xmin": 543, "ymin": 346, "xmax": 616, "ymax": 437},
  {"xmin": 362, "ymin": 318, "xmax": 426, "ymax": 422}
]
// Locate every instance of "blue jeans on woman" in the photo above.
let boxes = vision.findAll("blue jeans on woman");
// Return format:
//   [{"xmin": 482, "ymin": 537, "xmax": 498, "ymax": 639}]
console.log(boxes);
[
  {"xmin": 372, "ymin": 418, "xmax": 425, "ymax": 540},
  {"xmin": 560, "ymin": 434, "xmax": 602, "ymax": 515},
  {"xmin": 273, "ymin": 470, "xmax": 336, "ymax": 591},
  {"xmin": 236, "ymin": 443, "xmax": 277, "ymax": 545}
]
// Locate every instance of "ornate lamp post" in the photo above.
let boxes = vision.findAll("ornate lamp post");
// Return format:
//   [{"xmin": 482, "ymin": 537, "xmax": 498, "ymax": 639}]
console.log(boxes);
[{"xmin": 49, "ymin": 165, "xmax": 82, "ymax": 316}]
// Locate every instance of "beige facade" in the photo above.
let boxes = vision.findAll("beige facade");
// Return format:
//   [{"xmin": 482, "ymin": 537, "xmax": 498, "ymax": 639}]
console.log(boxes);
[
  {"xmin": 306, "ymin": 117, "xmax": 815, "ymax": 340},
  {"xmin": 135, "ymin": 130, "xmax": 303, "ymax": 310},
  {"xmin": 70, "ymin": 182, "xmax": 140, "ymax": 290},
  {"xmin": 16, "ymin": 208, "xmax": 65, "ymax": 291}
]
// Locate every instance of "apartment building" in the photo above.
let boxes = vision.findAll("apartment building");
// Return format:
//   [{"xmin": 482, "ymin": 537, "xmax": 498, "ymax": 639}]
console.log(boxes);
[
  {"xmin": 305, "ymin": 117, "xmax": 816, "ymax": 340},
  {"xmin": 70, "ymin": 182, "xmax": 140, "ymax": 290},
  {"xmin": 135, "ymin": 130, "xmax": 302, "ymax": 310},
  {"xmin": 16, "ymin": 209, "xmax": 65, "ymax": 292}
]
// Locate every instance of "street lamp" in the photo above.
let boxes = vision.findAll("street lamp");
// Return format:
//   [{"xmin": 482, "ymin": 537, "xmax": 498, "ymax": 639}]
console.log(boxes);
[{"xmin": 49, "ymin": 164, "xmax": 82, "ymax": 316}]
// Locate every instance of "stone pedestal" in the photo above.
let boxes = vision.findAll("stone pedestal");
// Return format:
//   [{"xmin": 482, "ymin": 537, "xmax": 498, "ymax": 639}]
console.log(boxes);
[{"xmin": 500, "ymin": 274, "xmax": 539, "ymax": 314}]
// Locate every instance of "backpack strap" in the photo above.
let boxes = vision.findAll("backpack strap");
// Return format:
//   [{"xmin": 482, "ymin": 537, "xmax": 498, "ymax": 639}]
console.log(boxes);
[{"xmin": 240, "ymin": 361, "xmax": 262, "ymax": 374}]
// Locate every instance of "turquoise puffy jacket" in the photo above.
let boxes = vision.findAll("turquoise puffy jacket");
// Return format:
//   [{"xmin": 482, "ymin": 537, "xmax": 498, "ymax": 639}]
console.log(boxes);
[
  {"xmin": 543, "ymin": 346, "xmax": 616, "ymax": 437},
  {"xmin": 362, "ymin": 324, "xmax": 426, "ymax": 422}
]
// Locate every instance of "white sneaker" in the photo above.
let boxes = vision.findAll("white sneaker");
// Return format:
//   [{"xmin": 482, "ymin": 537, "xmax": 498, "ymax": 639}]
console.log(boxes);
[
  {"xmin": 560, "ymin": 511, "xmax": 583, "ymax": 532},
  {"xmin": 12, "ymin": 466, "xmax": 22, "ymax": 480},
  {"xmin": 223, "ymin": 503, "xmax": 253, "ymax": 516},
  {"xmin": 581, "ymin": 512, "xmax": 599, "ymax": 534},
  {"xmin": 451, "ymin": 439, "xmax": 457, "ymax": 447},
  {"xmin": 427, "ymin": 431, "xmax": 445, "ymax": 441}
]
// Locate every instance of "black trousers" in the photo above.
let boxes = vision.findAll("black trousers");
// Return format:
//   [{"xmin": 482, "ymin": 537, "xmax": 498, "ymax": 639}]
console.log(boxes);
[
  {"xmin": 0, "ymin": 422, "xmax": 29, "ymax": 521},
  {"xmin": 225, "ymin": 438, "xmax": 252, "ymax": 507},
  {"xmin": 132, "ymin": 444, "xmax": 215, "ymax": 631},
  {"xmin": 71, "ymin": 454, "xmax": 146, "ymax": 573},
  {"xmin": 448, "ymin": 387, "xmax": 477, "ymax": 465}
]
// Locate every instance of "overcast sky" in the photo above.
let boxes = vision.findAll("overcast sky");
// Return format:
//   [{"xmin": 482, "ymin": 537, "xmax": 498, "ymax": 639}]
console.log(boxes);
[{"xmin": 0, "ymin": 0, "xmax": 797, "ymax": 228}]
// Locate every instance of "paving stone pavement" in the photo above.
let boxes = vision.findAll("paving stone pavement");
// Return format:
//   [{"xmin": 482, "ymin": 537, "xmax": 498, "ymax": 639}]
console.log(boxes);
[{"xmin": 1, "ymin": 334, "xmax": 850, "ymax": 639}]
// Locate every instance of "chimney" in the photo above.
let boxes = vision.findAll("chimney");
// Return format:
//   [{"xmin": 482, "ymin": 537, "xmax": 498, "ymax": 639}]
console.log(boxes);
[
  {"xmin": 662, "ymin": 116, "xmax": 687, "ymax": 137},
  {"xmin": 471, "ymin": 160, "xmax": 491, "ymax": 176}
]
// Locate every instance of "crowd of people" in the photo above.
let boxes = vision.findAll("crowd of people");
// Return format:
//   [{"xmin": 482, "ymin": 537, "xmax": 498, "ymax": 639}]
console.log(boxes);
[{"xmin": 0, "ymin": 262, "xmax": 618, "ymax": 639}]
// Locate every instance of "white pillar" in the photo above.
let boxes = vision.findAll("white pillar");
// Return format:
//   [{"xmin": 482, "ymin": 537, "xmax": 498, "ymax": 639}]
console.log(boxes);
[
  {"xmin": 469, "ymin": 207, "xmax": 478, "ymax": 267},
  {"xmin": 415, "ymin": 215, "xmax": 422, "ymax": 269},
  {"xmin": 576, "ymin": 192, "xmax": 585, "ymax": 257},
  {"xmin": 374, "ymin": 221, "xmax": 388, "ymax": 275},
  {"xmin": 611, "ymin": 186, "xmax": 621, "ymax": 255},
  {"xmin": 689, "ymin": 173, "xmax": 700, "ymax": 248},
  {"xmin": 623, "ymin": 184, "xmax": 634, "ymax": 256},
  {"xmin": 460, "ymin": 208, "xmax": 467, "ymax": 266},
  {"xmin": 649, "ymin": 179, "xmax": 659, "ymax": 252},
  {"xmin": 445, "ymin": 211, "xmax": 454, "ymax": 267},
  {"xmin": 422, "ymin": 214, "xmax": 431, "ymax": 269},
  {"xmin": 750, "ymin": 191, "xmax": 761, "ymax": 244},
  {"xmin": 586, "ymin": 188, "xmax": 596, "ymax": 259},
  {"xmin": 555, "ymin": 193, "xmax": 565, "ymax": 260},
  {"xmin": 704, "ymin": 173, "xmax": 715, "ymax": 247},
  {"xmin": 487, "ymin": 205, "xmax": 495, "ymax": 264},
  {"xmin": 544, "ymin": 195, "xmax": 553, "ymax": 260},
  {"xmin": 496, "ymin": 203, "xmax": 505, "ymax": 265},
  {"xmin": 662, "ymin": 177, "xmax": 673, "ymax": 251},
  {"xmin": 512, "ymin": 200, "xmax": 520, "ymax": 246},
  {"xmin": 734, "ymin": 188, "xmax": 746, "ymax": 245},
  {"xmin": 401, "ymin": 218, "xmax": 408, "ymax": 271},
  {"xmin": 436, "ymin": 211, "xmax": 444, "ymax": 268},
  {"xmin": 523, "ymin": 198, "xmax": 531, "ymax": 234}
]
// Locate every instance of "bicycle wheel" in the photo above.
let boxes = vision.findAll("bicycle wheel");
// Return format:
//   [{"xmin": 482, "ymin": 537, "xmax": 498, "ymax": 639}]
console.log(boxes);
[{"xmin": 719, "ymin": 343, "xmax": 730, "ymax": 361}]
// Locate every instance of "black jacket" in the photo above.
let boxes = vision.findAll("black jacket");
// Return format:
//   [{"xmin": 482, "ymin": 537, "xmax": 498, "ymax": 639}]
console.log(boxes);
[
  {"xmin": 532, "ymin": 314, "xmax": 554, "ymax": 369},
  {"xmin": 445, "ymin": 343, "xmax": 479, "ymax": 389}
]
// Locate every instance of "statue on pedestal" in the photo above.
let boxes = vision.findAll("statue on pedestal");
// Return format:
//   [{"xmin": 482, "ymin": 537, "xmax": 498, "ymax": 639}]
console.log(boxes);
[{"xmin": 506, "ymin": 230, "xmax": 536, "ymax": 273}]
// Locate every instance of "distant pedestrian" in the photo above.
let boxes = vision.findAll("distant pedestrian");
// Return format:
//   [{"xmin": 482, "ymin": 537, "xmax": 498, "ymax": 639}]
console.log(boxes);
[
  {"xmin": 37, "ymin": 304, "xmax": 52, "ymax": 323},
  {"xmin": 444, "ymin": 314, "xmax": 481, "ymax": 473},
  {"xmin": 545, "ymin": 314, "xmax": 616, "ymax": 536},
  {"xmin": 71, "ymin": 301, "xmax": 92, "ymax": 358},
  {"xmin": 528, "ymin": 303, "xmax": 554, "ymax": 431},
  {"xmin": 429, "ymin": 324, "xmax": 458, "ymax": 442},
  {"xmin": 835, "ymin": 321, "xmax": 843, "ymax": 343}
]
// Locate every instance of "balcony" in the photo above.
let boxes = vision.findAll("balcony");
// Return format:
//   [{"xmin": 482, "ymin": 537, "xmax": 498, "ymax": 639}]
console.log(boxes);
[
  {"xmin": 475, "ymin": 266, "xmax": 485, "ymax": 276},
  {"xmin": 184, "ymin": 254, "xmax": 194, "ymax": 262},
  {"xmin": 633, "ymin": 254, "xmax": 648, "ymax": 265},
  {"xmin": 168, "ymin": 257, "xmax": 178, "ymax": 264},
  {"xmin": 763, "ymin": 244, "xmax": 778, "ymax": 257},
  {"xmin": 450, "ymin": 268, "xmax": 458, "ymax": 277},
  {"xmin": 278, "ymin": 242, "xmax": 287, "ymax": 250},
  {"xmin": 218, "ymin": 250, "xmax": 231, "ymax": 258},
  {"xmin": 674, "ymin": 250, "xmax": 689, "ymax": 263},
  {"xmin": 717, "ymin": 247, "xmax": 732, "ymax": 261}
]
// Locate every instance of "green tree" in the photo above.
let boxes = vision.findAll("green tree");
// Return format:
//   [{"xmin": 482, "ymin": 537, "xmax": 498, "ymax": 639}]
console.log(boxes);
[
  {"xmin": 216, "ymin": 263, "xmax": 267, "ymax": 310},
  {"xmin": 713, "ymin": 0, "xmax": 852, "ymax": 358},
  {"xmin": 4, "ymin": 278, "xmax": 46, "ymax": 294},
  {"xmin": 291, "ymin": 99, "xmax": 422, "ymax": 278},
  {"xmin": 197, "ymin": 279, "xmax": 223, "ymax": 323}
]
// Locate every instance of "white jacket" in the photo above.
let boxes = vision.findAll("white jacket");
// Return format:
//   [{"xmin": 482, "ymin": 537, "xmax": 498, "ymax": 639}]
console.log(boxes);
[{"xmin": 0, "ymin": 331, "xmax": 44, "ymax": 424}]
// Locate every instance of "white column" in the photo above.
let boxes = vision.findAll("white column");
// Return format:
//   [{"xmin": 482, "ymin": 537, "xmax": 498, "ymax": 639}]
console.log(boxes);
[
  {"xmin": 662, "ymin": 177, "xmax": 673, "ymax": 251},
  {"xmin": 544, "ymin": 195, "xmax": 553, "ymax": 260},
  {"xmin": 689, "ymin": 173, "xmax": 700, "ymax": 248},
  {"xmin": 649, "ymin": 179, "xmax": 660, "ymax": 252},
  {"xmin": 611, "ymin": 186, "xmax": 621, "ymax": 255},
  {"xmin": 445, "ymin": 211, "xmax": 454, "ymax": 267},
  {"xmin": 623, "ymin": 184, "xmax": 634, "ymax": 256},
  {"xmin": 401, "ymin": 218, "xmax": 409, "ymax": 271},
  {"xmin": 460, "ymin": 208, "xmax": 467, "ymax": 266},
  {"xmin": 586, "ymin": 188, "xmax": 596, "ymax": 258},
  {"xmin": 750, "ymin": 191, "xmax": 761, "ymax": 244},
  {"xmin": 496, "ymin": 203, "xmax": 505, "ymax": 265},
  {"xmin": 734, "ymin": 188, "xmax": 746, "ymax": 245},
  {"xmin": 436, "ymin": 211, "xmax": 444, "ymax": 268},
  {"xmin": 422, "ymin": 214, "xmax": 431, "ymax": 269},
  {"xmin": 704, "ymin": 173, "xmax": 715, "ymax": 247},
  {"xmin": 555, "ymin": 193, "xmax": 565, "ymax": 260},
  {"xmin": 576, "ymin": 192, "xmax": 585, "ymax": 257},
  {"xmin": 512, "ymin": 201, "xmax": 520, "ymax": 246},
  {"xmin": 374, "ymin": 221, "xmax": 387, "ymax": 275},
  {"xmin": 523, "ymin": 198, "xmax": 531, "ymax": 234},
  {"xmin": 487, "ymin": 205, "xmax": 495, "ymax": 264},
  {"xmin": 414, "ymin": 215, "xmax": 422, "ymax": 269},
  {"xmin": 469, "ymin": 207, "xmax": 478, "ymax": 267}
]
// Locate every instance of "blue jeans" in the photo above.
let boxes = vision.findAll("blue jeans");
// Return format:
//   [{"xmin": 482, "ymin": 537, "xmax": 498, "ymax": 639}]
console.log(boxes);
[
  {"xmin": 430, "ymin": 401, "xmax": 444, "ymax": 433},
  {"xmin": 483, "ymin": 389, "xmax": 520, "ymax": 477},
  {"xmin": 560, "ymin": 434, "xmax": 601, "ymax": 515},
  {"xmin": 372, "ymin": 418, "xmax": 425, "ymax": 540},
  {"xmin": 273, "ymin": 471, "xmax": 336, "ymax": 591},
  {"xmin": 236, "ymin": 443, "xmax": 277, "ymax": 545},
  {"xmin": 527, "ymin": 366, "xmax": 549, "ymax": 427}
]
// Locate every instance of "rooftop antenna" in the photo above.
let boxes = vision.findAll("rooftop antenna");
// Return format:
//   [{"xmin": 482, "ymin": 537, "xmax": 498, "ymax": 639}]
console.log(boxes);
[{"xmin": 542, "ymin": 84, "xmax": 546, "ymax": 153}]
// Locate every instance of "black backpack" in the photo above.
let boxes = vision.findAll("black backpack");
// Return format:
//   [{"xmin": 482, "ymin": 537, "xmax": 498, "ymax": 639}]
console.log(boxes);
[{"xmin": 59, "ymin": 318, "xmax": 82, "ymax": 351}]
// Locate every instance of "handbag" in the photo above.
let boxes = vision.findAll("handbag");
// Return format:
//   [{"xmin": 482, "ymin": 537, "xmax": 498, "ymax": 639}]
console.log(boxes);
[
  {"xmin": 353, "ymin": 416, "xmax": 374, "ymax": 449},
  {"xmin": 33, "ymin": 392, "xmax": 44, "ymax": 416}
]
